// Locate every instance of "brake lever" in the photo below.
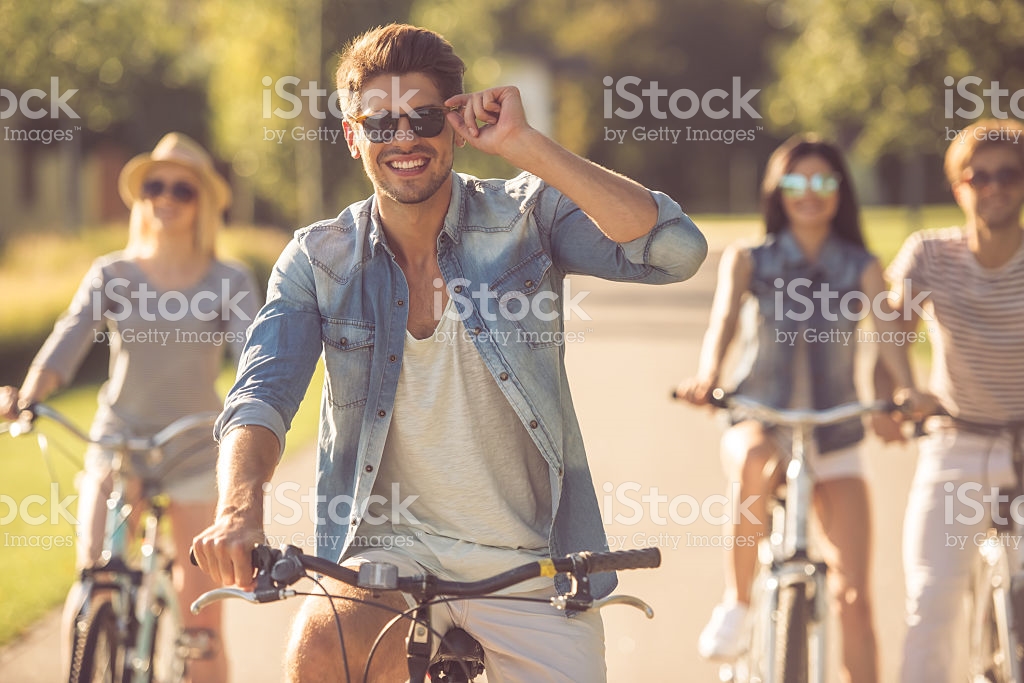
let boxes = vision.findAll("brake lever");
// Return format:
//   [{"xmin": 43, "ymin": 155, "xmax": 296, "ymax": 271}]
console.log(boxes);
[
  {"xmin": 593, "ymin": 594, "xmax": 655, "ymax": 618},
  {"xmin": 190, "ymin": 586, "xmax": 296, "ymax": 614}
]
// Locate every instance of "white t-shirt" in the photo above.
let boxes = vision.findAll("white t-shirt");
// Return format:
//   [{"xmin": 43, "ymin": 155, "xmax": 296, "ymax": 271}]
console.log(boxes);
[{"xmin": 354, "ymin": 300, "xmax": 554, "ymax": 588}]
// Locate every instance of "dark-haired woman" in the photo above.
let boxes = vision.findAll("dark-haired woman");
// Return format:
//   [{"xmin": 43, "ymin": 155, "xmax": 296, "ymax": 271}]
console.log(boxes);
[{"xmin": 674, "ymin": 135, "xmax": 925, "ymax": 683}]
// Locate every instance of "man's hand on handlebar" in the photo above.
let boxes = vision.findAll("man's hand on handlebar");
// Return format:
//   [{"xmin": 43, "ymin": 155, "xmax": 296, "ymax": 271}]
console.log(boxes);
[{"xmin": 191, "ymin": 514, "xmax": 266, "ymax": 590}]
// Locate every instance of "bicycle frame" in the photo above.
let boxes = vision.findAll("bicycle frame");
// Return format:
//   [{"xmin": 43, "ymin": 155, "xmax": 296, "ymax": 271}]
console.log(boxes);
[
  {"xmin": 714, "ymin": 394, "xmax": 890, "ymax": 683},
  {"xmin": 6, "ymin": 404, "xmax": 216, "ymax": 683}
]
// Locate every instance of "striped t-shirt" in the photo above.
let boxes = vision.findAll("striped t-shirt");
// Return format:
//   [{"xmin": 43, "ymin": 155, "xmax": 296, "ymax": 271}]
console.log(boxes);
[{"xmin": 885, "ymin": 227, "xmax": 1024, "ymax": 424}]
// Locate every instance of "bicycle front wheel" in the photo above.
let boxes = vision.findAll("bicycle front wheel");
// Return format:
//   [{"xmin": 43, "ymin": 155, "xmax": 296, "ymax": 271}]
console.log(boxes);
[
  {"xmin": 773, "ymin": 582, "xmax": 809, "ymax": 683},
  {"xmin": 68, "ymin": 600, "xmax": 123, "ymax": 683}
]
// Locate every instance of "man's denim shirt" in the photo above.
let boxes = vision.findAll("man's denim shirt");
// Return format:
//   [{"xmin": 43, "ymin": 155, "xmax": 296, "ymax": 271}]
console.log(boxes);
[{"xmin": 216, "ymin": 171, "xmax": 707, "ymax": 598}]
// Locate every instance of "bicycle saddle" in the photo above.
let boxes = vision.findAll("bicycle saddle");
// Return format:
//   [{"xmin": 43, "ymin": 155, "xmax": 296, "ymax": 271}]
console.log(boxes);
[{"xmin": 428, "ymin": 628, "xmax": 485, "ymax": 682}]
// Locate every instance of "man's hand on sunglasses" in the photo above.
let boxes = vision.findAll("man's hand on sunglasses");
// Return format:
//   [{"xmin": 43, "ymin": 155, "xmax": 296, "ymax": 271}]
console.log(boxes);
[{"xmin": 445, "ymin": 86, "xmax": 533, "ymax": 159}]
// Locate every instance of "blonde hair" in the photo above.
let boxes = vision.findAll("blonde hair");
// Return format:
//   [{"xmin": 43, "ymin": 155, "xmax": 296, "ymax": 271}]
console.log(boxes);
[
  {"xmin": 944, "ymin": 118, "xmax": 1024, "ymax": 184},
  {"xmin": 124, "ymin": 166, "xmax": 221, "ymax": 259}
]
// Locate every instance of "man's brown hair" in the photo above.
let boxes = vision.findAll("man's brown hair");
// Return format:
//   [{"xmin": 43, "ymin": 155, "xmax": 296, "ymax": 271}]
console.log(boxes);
[
  {"xmin": 944, "ymin": 118, "xmax": 1024, "ymax": 184},
  {"xmin": 335, "ymin": 24, "xmax": 465, "ymax": 116}
]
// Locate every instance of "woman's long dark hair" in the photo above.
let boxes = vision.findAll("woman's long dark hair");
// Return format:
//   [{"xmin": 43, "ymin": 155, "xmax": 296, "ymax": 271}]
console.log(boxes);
[{"xmin": 761, "ymin": 134, "xmax": 865, "ymax": 248}]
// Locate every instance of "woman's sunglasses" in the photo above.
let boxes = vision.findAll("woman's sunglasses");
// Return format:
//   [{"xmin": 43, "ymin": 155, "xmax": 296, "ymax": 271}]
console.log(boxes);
[
  {"xmin": 962, "ymin": 166, "xmax": 1024, "ymax": 191},
  {"xmin": 351, "ymin": 105, "xmax": 461, "ymax": 143},
  {"xmin": 779, "ymin": 173, "xmax": 840, "ymax": 199},
  {"xmin": 141, "ymin": 179, "xmax": 198, "ymax": 203}
]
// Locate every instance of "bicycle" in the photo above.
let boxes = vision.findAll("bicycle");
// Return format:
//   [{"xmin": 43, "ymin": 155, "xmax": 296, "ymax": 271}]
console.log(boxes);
[
  {"xmin": 674, "ymin": 388, "xmax": 894, "ymax": 683},
  {"xmin": 2, "ymin": 403, "xmax": 220, "ymax": 683},
  {"xmin": 914, "ymin": 414, "xmax": 1024, "ymax": 683},
  {"xmin": 189, "ymin": 543, "xmax": 661, "ymax": 682}
]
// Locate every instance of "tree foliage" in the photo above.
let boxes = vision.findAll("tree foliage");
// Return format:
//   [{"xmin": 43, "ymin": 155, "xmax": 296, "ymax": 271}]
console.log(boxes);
[{"xmin": 767, "ymin": 0, "xmax": 1024, "ymax": 161}]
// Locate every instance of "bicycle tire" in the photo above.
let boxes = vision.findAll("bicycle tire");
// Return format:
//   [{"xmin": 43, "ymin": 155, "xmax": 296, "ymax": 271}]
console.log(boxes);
[
  {"xmin": 969, "ymin": 553, "xmax": 1012, "ymax": 683},
  {"xmin": 773, "ymin": 582, "xmax": 809, "ymax": 683},
  {"xmin": 68, "ymin": 600, "xmax": 122, "ymax": 683}
]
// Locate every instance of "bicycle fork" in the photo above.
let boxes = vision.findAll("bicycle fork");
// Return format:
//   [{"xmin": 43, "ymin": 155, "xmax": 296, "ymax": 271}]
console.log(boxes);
[{"xmin": 758, "ymin": 562, "xmax": 827, "ymax": 683}]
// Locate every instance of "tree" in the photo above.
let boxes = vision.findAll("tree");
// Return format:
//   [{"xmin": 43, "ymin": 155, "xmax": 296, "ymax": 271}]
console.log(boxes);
[{"xmin": 767, "ymin": 0, "xmax": 1024, "ymax": 161}]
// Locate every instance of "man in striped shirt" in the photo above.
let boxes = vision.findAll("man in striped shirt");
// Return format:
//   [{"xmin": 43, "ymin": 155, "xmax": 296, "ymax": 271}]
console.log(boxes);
[{"xmin": 882, "ymin": 118, "xmax": 1024, "ymax": 683}]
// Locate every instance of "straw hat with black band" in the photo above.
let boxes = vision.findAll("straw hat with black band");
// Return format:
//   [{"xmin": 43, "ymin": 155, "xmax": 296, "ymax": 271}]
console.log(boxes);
[{"xmin": 117, "ymin": 132, "xmax": 232, "ymax": 211}]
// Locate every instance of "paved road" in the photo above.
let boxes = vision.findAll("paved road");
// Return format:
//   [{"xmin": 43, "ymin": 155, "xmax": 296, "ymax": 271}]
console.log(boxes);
[{"xmin": 0, "ymin": 251, "xmax": 920, "ymax": 681}]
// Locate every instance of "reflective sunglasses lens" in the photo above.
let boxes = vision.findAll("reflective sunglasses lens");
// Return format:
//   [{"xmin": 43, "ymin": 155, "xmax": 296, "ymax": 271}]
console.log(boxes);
[
  {"xmin": 780, "ymin": 174, "xmax": 808, "ymax": 197},
  {"xmin": 810, "ymin": 174, "xmax": 839, "ymax": 197}
]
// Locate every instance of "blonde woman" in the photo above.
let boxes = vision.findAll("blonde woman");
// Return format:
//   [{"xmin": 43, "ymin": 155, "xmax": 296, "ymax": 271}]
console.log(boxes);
[{"xmin": 1, "ymin": 132, "xmax": 259, "ymax": 682}]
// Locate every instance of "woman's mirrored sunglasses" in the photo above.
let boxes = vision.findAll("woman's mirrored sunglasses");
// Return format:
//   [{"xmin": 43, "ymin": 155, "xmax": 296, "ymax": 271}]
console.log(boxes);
[{"xmin": 779, "ymin": 172, "xmax": 840, "ymax": 199}]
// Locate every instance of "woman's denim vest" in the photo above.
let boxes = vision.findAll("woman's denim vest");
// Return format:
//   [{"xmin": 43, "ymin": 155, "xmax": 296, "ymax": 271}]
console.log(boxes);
[{"xmin": 732, "ymin": 230, "xmax": 874, "ymax": 454}]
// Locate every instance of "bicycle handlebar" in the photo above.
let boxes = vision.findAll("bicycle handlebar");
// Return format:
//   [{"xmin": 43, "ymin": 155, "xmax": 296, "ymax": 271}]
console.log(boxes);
[
  {"xmin": 190, "ymin": 544, "xmax": 661, "ymax": 614},
  {"xmin": 5, "ymin": 403, "xmax": 219, "ymax": 454},
  {"xmin": 671, "ymin": 388, "xmax": 897, "ymax": 428}
]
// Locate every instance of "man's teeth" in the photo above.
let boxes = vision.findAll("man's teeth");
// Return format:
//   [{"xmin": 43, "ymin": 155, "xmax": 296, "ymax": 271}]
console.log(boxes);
[{"xmin": 389, "ymin": 159, "xmax": 426, "ymax": 170}]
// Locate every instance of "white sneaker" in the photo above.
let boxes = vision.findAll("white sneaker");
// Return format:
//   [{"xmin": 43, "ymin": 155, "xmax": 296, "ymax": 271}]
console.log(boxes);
[{"xmin": 697, "ymin": 602, "xmax": 749, "ymax": 661}]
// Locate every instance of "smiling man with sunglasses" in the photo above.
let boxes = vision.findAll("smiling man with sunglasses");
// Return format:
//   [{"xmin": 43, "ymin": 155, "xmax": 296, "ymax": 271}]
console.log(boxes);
[
  {"xmin": 878, "ymin": 118, "xmax": 1024, "ymax": 682},
  {"xmin": 191, "ymin": 23, "xmax": 707, "ymax": 682}
]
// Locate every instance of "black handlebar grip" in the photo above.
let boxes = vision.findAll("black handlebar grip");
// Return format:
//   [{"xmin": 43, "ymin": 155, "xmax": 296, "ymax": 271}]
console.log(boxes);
[{"xmin": 583, "ymin": 547, "xmax": 662, "ymax": 574}]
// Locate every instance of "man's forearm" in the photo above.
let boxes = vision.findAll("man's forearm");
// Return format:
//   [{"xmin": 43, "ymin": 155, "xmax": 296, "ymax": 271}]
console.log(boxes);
[
  {"xmin": 504, "ymin": 130, "xmax": 658, "ymax": 243},
  {"xmin": 215, "ymin": 425, "xmax": 281, "ymax": 523}
]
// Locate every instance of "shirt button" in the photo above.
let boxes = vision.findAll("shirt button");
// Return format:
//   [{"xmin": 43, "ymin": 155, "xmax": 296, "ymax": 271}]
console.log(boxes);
[
  {"xmin": 454, "ymin": 285, "xmax": 463, "ymax": 294},
  {"xmin": 389, "ymin": 354, "xmax": 397, "ymax": 362},
  {"xmin": 499, "ymin": 372, "xmax": 509, "ymax": 381},
  {"xmin": 530, "ymin": 420, "xmax": 539, "ymax": 429},
  {"xmin": 473, "ymin": 326, "xmax": 481, "ymax": 335},
  {"xmin": 397, "ymin": 300, "xmax": 405, "ymax": 306},
  {"xmin": 378, "ymin": 409, "xmax": 387, "ymax": 418},
  {"xmin": 340, "ymin": 337, "xmax": 348, "ymax": 346},
  {"xmin": 350, "ymin": 519, "xmax": 358, "ymax": 526},
  {"xmin": 364, "ymin": 465, "xmax": 374, "ymax": 473},
  {"xmin": 525, "ymin": 279, "xmax": 534, "ymax": 288}
]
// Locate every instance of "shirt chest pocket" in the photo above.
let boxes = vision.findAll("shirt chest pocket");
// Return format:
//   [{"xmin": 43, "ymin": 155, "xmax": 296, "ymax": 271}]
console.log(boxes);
[
  {"xmin": 320, "ymin": 318, "xmax": 374, "ymax": 409},
  {"xmin": 490, "ymin": 250, "xmax": 560, "ymax": 349}
]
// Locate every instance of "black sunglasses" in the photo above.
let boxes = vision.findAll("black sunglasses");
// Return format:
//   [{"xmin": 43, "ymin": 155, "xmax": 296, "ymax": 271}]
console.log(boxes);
[
  {"xmin": 351, "ymin": 105, "xmax": 461, "ymax": 142},
  {"xmin": 963, "ymin": 166, "xmax": 1024, "ymax": 191},
  {"xmin": 141, "ymin": 179, "xmax": 198, "ymax": 203}
]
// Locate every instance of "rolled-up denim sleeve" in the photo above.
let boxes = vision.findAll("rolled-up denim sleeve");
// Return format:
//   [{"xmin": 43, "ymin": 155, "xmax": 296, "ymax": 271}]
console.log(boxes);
[
  {"xmin": 537, "ymin": 182, "xmax": 707, "ymax": 283},
  {"xmin": 215, "ymin": 238, "xmax": 322, "ymax": 458}
]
